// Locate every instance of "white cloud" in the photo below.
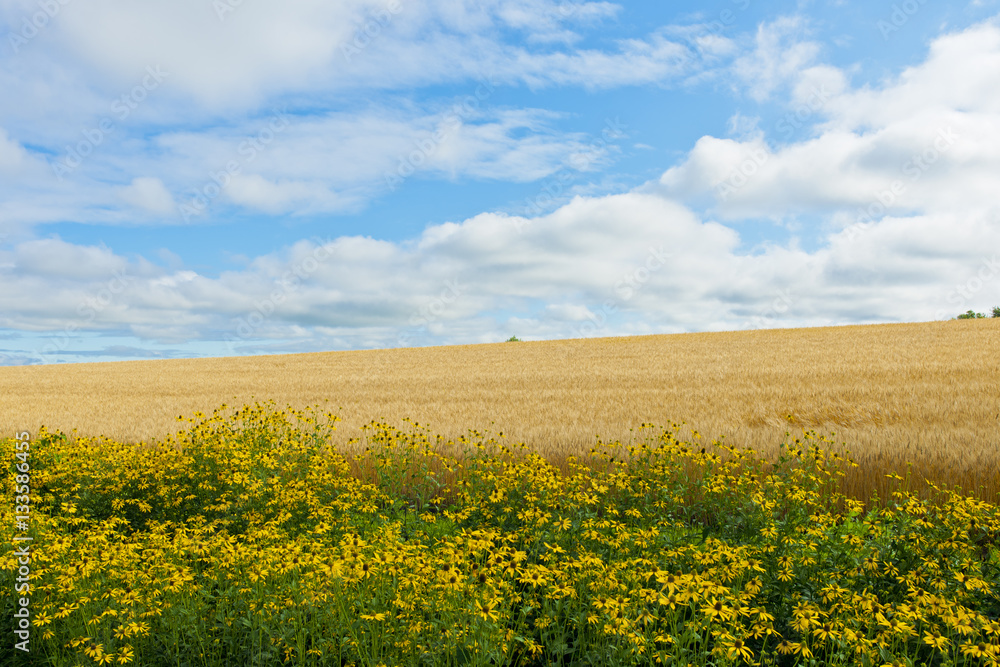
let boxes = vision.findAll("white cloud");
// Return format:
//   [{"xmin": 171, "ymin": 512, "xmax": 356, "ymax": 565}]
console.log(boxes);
[
  {"xmin": 791, "ymin": 65, "xmax": 847, "ymax": 110},
  {"xmin": 511, "ymin": 33, "xmax": 690, "ymax": 89},
  {"xmin": 149, "ymin": 270, "xmax": 198, "ymax": 289},
  {"xmin": 11, "ymin": 238, "xmax": 127, "ymax": 281},
  {"xmin": 0, "ymin": 127, "xmax": 26, "ymax": 172},
  {"xmin": 5, "ymin": 9, "xmax": 1000, "ymax": 362},
  {"xmin": 2, "ymin": 186, "xmax": 997, "ymax": 357},
  {"xmin": 824, "ymin": 21, "xmax": 1000, "ymax": 131},
  {"xmin": 0, "ymin": 102, "xmax": 607, "ymax": 225},
  {"xmin": 4, "ymin": 0, "xmax": 686, "ymax": 112},
  {"xmin": 726, "ymin": 112, "xmax": 762, "ymax": 140},
  {"xmin": 657, "ymin": 20, "xmax": 1000, "ymax": 223},
  {"xmin": 117, "ymin": 177, "xmax": 175, "ymax": 215},
  {"xmin": 224, "ymin": 175, "xmax": 340, "ymax": 215},
  {"xmin": 0, "ymin": 2, "xmax": 754, "ymax": 228},
  {"xmin": 40, "ymin": 0, "xmax": 369, "ymax": 110},
  {"xmin": 543, "ymin": 303, "xmax": 599, "ymax": 321},
  {"xmin": 161, "ymin": 106, "xmax": 599, "ymax": 217},
  {"xmin": 494, "ymin": 0, "xmax": 621, "ymax": 43},
  {"xmin": 655, "ymin": 135, "xmax": 771, "ymax": 199},
  {"xmin": 732, "ymin": 16, "xmax": 821, "ymax": 101}
]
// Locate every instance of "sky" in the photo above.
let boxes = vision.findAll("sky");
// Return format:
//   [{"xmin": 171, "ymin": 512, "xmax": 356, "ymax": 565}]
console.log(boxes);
[{"xmin": 1, "ymin": 0, "xmax": 999, "ymax": 366}]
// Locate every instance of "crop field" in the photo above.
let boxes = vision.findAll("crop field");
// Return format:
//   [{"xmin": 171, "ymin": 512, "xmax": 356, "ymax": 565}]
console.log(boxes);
[
  {"xmin": 1, "ymin": 319, "xmax": 998, "ymax": 501},
  {"xmin": 2, "ymin": 320, "xmax": 999, "ymax": 665}
]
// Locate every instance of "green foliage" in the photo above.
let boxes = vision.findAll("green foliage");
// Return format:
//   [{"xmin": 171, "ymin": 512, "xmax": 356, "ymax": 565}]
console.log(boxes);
[
  {"xmin": 505, "ymin": 335, "xmax": 521, "ymax": 342},
  {"xmin": 957, "ymin": 306, "xmax": 1000, "ymax": 318}
]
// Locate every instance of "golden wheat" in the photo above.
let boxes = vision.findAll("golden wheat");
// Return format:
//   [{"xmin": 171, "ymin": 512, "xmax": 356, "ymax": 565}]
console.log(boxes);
[{"xmin": 1, "ymin": 319, "xmax": 997, "ymax": 500}]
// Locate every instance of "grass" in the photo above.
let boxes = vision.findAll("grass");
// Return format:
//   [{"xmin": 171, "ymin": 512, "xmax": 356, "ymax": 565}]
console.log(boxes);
[{"xmin": 1, "ymin": 400, "xmax": 999, "ymax": 666}]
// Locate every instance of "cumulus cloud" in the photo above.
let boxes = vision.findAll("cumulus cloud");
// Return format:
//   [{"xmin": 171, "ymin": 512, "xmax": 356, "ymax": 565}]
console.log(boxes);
[
  {"xmin": 823, "ymin": 22, "xmax": 1000, "ymax": 132},
  {"xmin": 656, "ymin": 20, "xmax": 1000, "ymax": 225},
  {"xmin": 1, "ymin": 194, "xmax": 998, "ymax": 363}
]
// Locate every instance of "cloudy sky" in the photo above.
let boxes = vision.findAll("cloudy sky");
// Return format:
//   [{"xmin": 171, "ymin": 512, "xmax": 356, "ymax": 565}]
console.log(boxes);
[{"xmin": 1, "ymin": 0, "xmax": 998, "ymax": 365}]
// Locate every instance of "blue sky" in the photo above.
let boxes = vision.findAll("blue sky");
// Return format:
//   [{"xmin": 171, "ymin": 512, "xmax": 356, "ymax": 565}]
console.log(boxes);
[{"xmin": 1, "ymin": 0, "xmax": 999, "ymax": 365}]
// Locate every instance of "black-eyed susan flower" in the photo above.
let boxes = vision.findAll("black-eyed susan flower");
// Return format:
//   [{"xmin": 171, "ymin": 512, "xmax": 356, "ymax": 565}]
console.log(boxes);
[
  {"xmin": 923, "ymin": 630, "xmax": 950, "ymax": 650},
  {"xmin": 961, "ymin": 641, "xmax": 992, "ymax": 659},
  {"xmin": 721, "ymin": 637, "xmax": 754, "ymax": 662}
]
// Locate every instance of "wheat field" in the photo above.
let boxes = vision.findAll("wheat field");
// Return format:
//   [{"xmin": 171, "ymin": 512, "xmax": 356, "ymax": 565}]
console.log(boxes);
[{"xmin": 1, "ymin": 319, "xmax": 998, "ymax": 500}]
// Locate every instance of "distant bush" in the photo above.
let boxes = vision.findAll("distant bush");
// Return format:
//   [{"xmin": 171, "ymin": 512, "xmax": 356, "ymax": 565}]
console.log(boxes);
[
  {"xmin": 955, "ymin": 307, "xmax": 1000, "ymax": 319},
  {"xmin": 505, "ymin": 335, "xmax": 521, "ymax": 342}
]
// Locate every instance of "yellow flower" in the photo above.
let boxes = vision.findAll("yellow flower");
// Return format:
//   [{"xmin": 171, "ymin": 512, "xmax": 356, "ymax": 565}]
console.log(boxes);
[
  {"xmin": 128, "ymin": 622, "xmax": 150, "ymax": 637},
  {"xmin": 813, "ymin": 622, "xmax": 840, "ymax": 642},
  {"xmin": 775, "ymin": 641, "xmax": 795, "ymax": 655},
  {"xmin": 794, "ymin": 642, "xmax": 814, "ymax": 659},
  {"xmin": 721, "ymin": 637, "xmax": 754, "ymax": 662},
  {"xmin": 701, "ymin": 598, "xmax": 735, "ymax": 623},
  {"xmin": 84, "ymin": 643, "xmax": 115, "ymax": 665},
  {"xmin": 657, "ymin": 573, "xmax": 682, "ymax": 594},
  {"xmin": 442, "ymin": 572, "xmax": 463, "ymax": 591},
  {"xmin": 519, "ymin": 567, "xmax": 547, "ymax": 588},
  {"xmin": 55, "ymin": 602, "xmax": 80, "ymax": 619},
  {"xmin": 922, "ymin": 631, "xmax": 949, "ymax": 650},
  {"xmin": 637, "ymin": 610, "xmax": 657, "ymax": 626},
  {"xmin": 961, "ymin": 642, "xmax": 991, "ymax": 659},
  {"xmin": 949, "ymin": 614, "xmax": 976, "ymax": 636},
  {"xmin": 473, "ymin": 599, "xmax": 499, "ymax": 623},
  {"xmin": 543, "ymin": 542, "xmax": 566, "ymax": 555},
  {"xmin": 658, "ymin": 592, "xmax": 684, "ymax": 610},
  {"xmin": 535, "ymin": 616, "xmax": 553, "ymax": 629}
]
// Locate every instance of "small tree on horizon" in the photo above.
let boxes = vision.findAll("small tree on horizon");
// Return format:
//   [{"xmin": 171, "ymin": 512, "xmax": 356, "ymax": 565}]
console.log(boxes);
[{"xmin": 956, "ymin": 307, "xmax": 1000, "ymax": 319}]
